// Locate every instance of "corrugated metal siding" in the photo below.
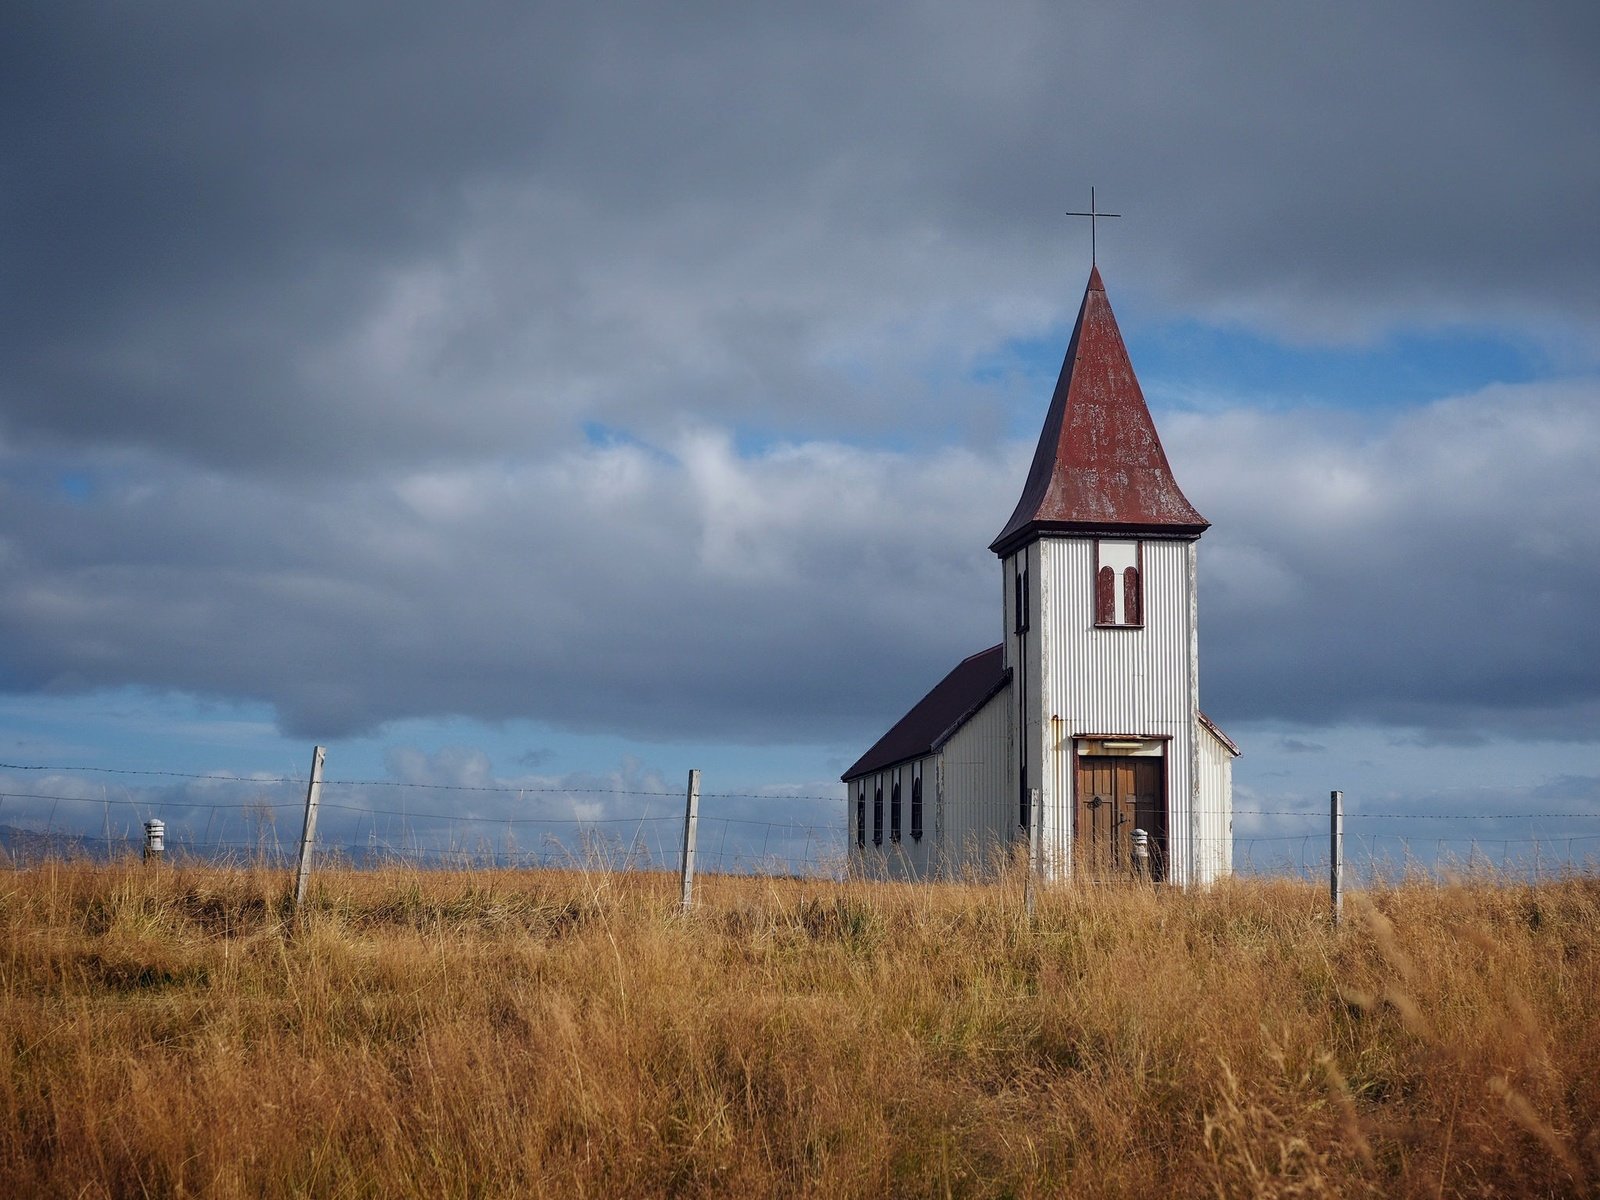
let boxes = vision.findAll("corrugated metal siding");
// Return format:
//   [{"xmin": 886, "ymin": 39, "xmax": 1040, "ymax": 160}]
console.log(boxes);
[
  {"xmin": 847, "ymin": 776, "xmax": 865, "ymax": 874},
  {"xmin": 1197, "ymin": 722, "xmax": 1234, "ymax": 881},
  {"xmin": 1003, "ymin": 544, "xmax": 1039, "ymax": 866},
  {"xmin": 936, "ymin": 682, "xmax": 1013, "ymax": 876},
  {"xmin": 877, "ymin": 757, "xmax": 937, "ymax": 881},
  {"xmin": 848, "ymin": 754, "xmax": 946, "ymax": 881},
  {"xmin": 1036, "ymin": 537, "xmax": 1203, "ymax": 885},
  {"xmin": 850, "ymin": 532, "xmax": 1227, "ymax": 888}
]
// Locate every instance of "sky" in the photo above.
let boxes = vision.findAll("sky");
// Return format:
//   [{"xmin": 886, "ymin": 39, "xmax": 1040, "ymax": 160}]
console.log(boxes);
[{"xmin": 1, "ymin": 1, "xmax": 1597, "ymax": 873}]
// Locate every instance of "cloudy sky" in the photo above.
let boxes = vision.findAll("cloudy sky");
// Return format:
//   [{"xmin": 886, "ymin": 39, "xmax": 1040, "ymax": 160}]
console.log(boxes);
[{"xmin": 2, "ymin": 2, "xmax": 1597, "ymax": 868}]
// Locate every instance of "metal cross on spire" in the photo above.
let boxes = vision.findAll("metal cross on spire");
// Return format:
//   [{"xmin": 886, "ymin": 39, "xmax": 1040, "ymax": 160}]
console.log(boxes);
[{"xmin": 1065, "ymin": 187, "xmax": 1121, "ymax": 265}]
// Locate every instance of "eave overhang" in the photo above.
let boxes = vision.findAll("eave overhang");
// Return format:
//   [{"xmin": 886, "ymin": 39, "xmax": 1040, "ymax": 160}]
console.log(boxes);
[{"xmin": 841, "ymin": 645, "xmax": 1011, "ymax": 782}]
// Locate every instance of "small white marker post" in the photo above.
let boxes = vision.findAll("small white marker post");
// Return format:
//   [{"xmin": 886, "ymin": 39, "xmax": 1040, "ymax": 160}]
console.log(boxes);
[
  {"xmin": 1024, "ymin": 787, "xmax": 1041, "ymax": 920},
  {"xmin": 143, "ymin": 818, "xmax": 165, "ymax": 863},
  {"xmin": 1330, "ymin": 789, "xmax": 1344, "ymax": 928},
  {"xmin": 293, "ymin": 746, "xmax": 326, "ymax": 914},
  {"xmin": 679, "ymin": 768, "xmax": 701, "ymax": 913}
]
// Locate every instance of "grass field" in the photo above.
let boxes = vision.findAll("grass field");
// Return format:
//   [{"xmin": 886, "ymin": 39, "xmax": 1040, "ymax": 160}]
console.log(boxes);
[{"xmin": 3, "ymin": 860, "xmax": 1597, "ymax": 1198}]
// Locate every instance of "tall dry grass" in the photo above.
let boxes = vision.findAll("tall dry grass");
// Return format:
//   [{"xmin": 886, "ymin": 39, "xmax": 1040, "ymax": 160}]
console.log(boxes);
[{"xmin": 2, "ymin": 859, "xmax": 1597, "ymax": 1197}]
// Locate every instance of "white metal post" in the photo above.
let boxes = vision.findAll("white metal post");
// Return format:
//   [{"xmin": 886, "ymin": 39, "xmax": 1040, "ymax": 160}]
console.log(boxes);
[
  {"xmin": 679, "ymin": 768, "xmax": 700, "ymax": 912},
  {"xmin": 1024, "ymin": 787, "xmax": 1041, "ymax": 919},
  {"xmin": 1131, "ymin": 827, "xmax": 1150, "ymax": 882},
  {"xmin": 1330, "ymin": 789, "xmax": 1344, "ymax": 927},
  {"xmin": 293, "ymin": 746, "xmax": 326, "ymax": 912},
  {"xmin": 143, "ymin": 818, "xmax": 165, "ymax": 863}
]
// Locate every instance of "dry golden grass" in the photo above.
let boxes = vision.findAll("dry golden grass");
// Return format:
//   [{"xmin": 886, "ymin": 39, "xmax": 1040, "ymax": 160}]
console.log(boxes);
[{"xmin": 2, "ymin": 860, "xmax": 1597, "ymax": 1198}]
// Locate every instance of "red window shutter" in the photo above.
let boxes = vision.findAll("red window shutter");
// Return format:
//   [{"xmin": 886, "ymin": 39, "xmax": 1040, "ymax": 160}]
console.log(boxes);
[
  {"xmin": 1096, "ymin": 565, "xmax": 1116, "ymax": 624},
  {"xmin": 1123, "ymin": 566, "xmax": 1142, "ymax": 625}
]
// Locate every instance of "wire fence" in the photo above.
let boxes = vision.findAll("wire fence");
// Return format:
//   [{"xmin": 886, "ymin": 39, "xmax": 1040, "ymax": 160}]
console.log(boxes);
[
  {"xmin": 3, "ymin": 757, "xmax": 1599, "ymax": 884},
  {"xmin": 0, "ymin": 760, "xmax": 850, "ymax": 878}
]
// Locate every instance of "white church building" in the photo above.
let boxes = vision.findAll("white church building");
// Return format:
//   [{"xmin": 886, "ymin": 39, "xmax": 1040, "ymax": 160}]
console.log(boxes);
[{"xmin": 843, "ymin": 265, "xmax": 1237, "ymax": 886}]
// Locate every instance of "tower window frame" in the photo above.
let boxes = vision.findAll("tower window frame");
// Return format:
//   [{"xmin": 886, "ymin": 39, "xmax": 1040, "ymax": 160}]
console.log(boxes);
[{"xmin": 1093, "ymin": 539, "xmax": 1145, "ymax": 629}]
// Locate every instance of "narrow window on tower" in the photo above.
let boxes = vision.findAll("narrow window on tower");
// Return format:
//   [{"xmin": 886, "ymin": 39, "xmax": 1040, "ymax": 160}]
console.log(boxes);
[
  {"xmin": 1095, "ymin": 566, "xmax": 1116, "ymax": 625},
  {"xmin": 910, "ymin": 763, "xmax": 924, "ymax": 841},
  {"xmin": 855, "ymin": 782, "xmax": 866, "ymax": 849},
  {"xmin": 873, "ymin": 777, "xmax": 884, "ymax": 847},
  {"xmin": 1094, "ymin": 540, "xmax": 1143, "ymax": 627},
  {"xmin": 1014, "ymin": 555, "xmax": 1030, "ymax": 635},
  {"xmin": 890, "ymin": 768, "xmax": 902, "ymax": 843}
]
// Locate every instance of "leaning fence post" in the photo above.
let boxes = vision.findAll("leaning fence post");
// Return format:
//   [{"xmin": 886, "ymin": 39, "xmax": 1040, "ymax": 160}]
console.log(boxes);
[
  {"xmin": 1024, "ymin": 787, "xmax": 1041, "ymax": 920},
  {"xmin": 679, "ymin": 768, "xmax": 701, "ymax": 912},
  {"xmin": 1330, "ymin": 789, "xmax": 1344, "ymax": 928},
  {"xmin": 292, "ymin": 746, "xmax": 326, "ymax": 915}
]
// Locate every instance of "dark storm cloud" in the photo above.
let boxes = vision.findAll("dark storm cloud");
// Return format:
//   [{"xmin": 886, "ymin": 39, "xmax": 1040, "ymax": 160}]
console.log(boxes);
[
  {"xmin": 3, "ymin": 2, "xmax": 1596, "ymax": 472},
  {"xmin": 1, "ymin": 2, "xmax": 1597, "ymax": 751}
]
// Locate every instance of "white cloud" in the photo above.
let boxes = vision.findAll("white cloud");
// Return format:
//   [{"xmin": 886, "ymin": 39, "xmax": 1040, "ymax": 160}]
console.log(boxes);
[{"xmin": 0, "ymin": 376, "xmax": 1596, "ymax": 748}]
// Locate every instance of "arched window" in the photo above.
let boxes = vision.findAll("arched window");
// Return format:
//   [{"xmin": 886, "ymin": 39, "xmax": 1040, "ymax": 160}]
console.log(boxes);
[
  {"xmin": 1095, "ymin": 566, "xmax": 1116, "ymax": 625},
  {"xmin": 910, "ymin": 767, "xmax": 924, "ymax": 841},
  {"xmin": 873, "ymin": 778, "xmax": 884, "ymax": 847},
  {"xmin": 1123, "ymin": 566, "xmax": 1142, "ymax": 625},
  {"xmin": 855, "ymin": 783, "xmax": 866, "ymax": 849},
  {"xmin": 890, "ymin": 769, "xmax": 902, "ymax": 843}
]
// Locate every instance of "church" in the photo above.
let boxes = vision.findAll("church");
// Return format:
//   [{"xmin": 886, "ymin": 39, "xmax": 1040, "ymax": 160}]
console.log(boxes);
[{"xmin": 842, "ymin": 265, "xmax": 1237, "ymax": 886}]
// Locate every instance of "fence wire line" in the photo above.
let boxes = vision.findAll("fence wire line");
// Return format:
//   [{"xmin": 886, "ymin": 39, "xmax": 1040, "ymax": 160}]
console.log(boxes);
[
  {"xmin": 7, "ymin": 785, "xmax": 1600, "ymax": 825},
  {"xmin": 6, "ymin": 760, "xmax": 1600, "ymax": 882},
  {"xmin": 0, "ymin": 762, "xmax": 849, "ymax": 802}
]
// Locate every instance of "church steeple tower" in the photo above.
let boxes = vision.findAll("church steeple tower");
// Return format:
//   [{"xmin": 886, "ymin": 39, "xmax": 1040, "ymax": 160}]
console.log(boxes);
[
  {"xmin": 994, "ymin": 263, "xmax": 1233, "ymax": 888},
  {"xmin": 841, "ymin": 258, "xmax": 1235, "ymax": 889},
  {"xmin": 991, "ymin": 266, "xmax": 1207, "ymax": 557}
]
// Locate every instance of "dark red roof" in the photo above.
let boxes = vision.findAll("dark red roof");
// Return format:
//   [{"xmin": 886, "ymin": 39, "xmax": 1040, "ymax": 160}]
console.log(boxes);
[
  {"xmin": 841, "ymin": 645, "xmax": 1010, "ymax": 781},
  {"xmin": 991, "ymin": 266, "xmax": 1207, "ymax": 555}
]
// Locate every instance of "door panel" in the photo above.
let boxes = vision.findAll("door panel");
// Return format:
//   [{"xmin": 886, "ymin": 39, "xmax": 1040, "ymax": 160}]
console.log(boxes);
[{"xmin": 1074, "ymin": 755, "xmax": 1167, "ymax": 881}]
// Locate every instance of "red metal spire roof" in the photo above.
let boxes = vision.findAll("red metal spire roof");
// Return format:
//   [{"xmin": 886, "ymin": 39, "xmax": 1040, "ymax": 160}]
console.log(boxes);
[{"xmin": 990, "ymin": 266, "xmax": 1207, "ymax": 555}]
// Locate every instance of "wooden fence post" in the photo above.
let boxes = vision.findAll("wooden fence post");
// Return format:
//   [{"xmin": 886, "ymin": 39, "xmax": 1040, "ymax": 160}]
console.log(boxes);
[
  {"xmin": 292, "ymin": 746, "xmax": 326, "ymax": 915},
  {"xmin": 1330, "ymin": 789, "xmax": 1344, "ymax": 928},
  {"xmin": 1024, "ymin": 787, "xmax": 1041, "ymax": 920},
  {"xmin": 679, "ymin": 768, "xmax": 700, "ymax": 912}
]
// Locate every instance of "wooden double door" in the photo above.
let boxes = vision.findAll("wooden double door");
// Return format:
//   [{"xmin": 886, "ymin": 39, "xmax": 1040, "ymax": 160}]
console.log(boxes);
[{"xmin": 1074, "ymin": 756, "xmax": 1167, "ymax": 881}]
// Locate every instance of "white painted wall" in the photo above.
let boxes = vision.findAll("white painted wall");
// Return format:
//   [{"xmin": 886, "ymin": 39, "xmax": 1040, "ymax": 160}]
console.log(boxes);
[
  {"xmin": 1197, "ymin": 722, "xmax": 1235, "ymax": 882},
  {"xmin": 1002, "ymin": 543, "xmax": 1040, "ymax": 870},
  {"xmin": 1031, "ymin": 535, "xmax": 1215, "ymax": 886},
  {"xmin": 848, "ymin": 529, "xmax": 1231, "ymax": 888},
  {"xmin": 878, "ymin": 757, "xmax": 936, "ymax": 881},
  {"xmin": 934, "ymin": 685, "xmax": 1013, "ymax": 877}
]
